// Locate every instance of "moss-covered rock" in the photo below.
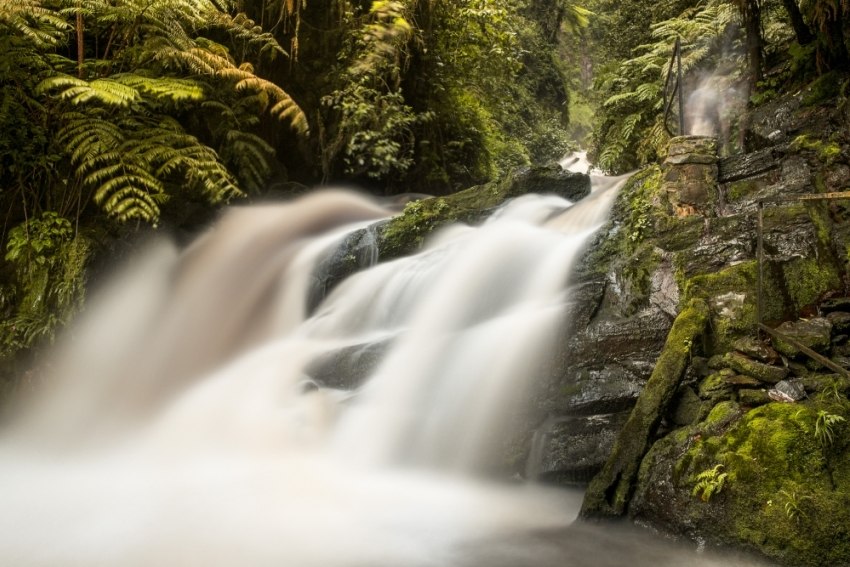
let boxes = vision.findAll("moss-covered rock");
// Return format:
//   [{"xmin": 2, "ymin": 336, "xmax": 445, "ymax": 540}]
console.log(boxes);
[
  {"xmin": 772, "ymin": 317, "xmax": 833, "ymax": 358},
  {"xmin": 377, "ymin": 165, "xmax": 591, "ymax": 260},
  {"xmin": 724, "ymin": 352, "xmax": 789, "ymax": 384},
  {"xmin": 631, "ymin": 400, "xmax": 850, "ymax": 567},
  {"xmin": 580, "ymin": 298, "xmax": 709, "ymax": 518}
]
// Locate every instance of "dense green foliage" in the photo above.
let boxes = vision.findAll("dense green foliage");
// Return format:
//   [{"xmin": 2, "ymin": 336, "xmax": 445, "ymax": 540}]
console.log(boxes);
[
  {"xmin": 0, "ymin": 0, "xmax": 585, "ymax": 376},
  {"xmin": 577, "ymin": 0, "xmax": 850, "ymax": 173}
]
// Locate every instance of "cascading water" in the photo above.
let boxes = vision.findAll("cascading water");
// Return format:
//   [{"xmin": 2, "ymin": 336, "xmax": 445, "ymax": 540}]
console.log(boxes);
[{"xmin": 0, "ymin": 169, "xmax": 765, "ymax": 566}]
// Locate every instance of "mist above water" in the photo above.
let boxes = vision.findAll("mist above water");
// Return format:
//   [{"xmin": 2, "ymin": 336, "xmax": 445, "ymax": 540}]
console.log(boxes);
[{"xmin": 0, "ymin": 170, "xmax": 765, "ymax": 566}]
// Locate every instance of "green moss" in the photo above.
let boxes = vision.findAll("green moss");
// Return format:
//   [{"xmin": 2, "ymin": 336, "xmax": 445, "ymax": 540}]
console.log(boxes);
[
  {"xmin": 685, "ymin": 262, "xmax": 755, "ymax": 351},
  {"xmin": 783, "ymin": 257, "xmax": 842, "ymax": 313},
  {"xmin": 582, "ymin": 299, "xmax": 710, "ymax": 518},
  {"xmin": 668, "ymin": 401, "xmax": 850, "ymax": 566},
  {"xmin": 379, "ymin": 164, "xmax": 592, "ymax": 260},
  {"xmin": 802, "ymin": 71, "xmax": 844, "ymax": 107},
  {"xmin": 790, "ymin": 134, "xmax": 842, "ymax": 165},
  {"xmin": 698, "ymin": 372, "xmax": 734, "ymax": 402},
  {"xmin": 379, "ymin": 197, "xmax": 455, "ymax": 259},
  {"xmin": 656, "ymin": 215, "xmax": 704, "ymax": 251},
  {"xmin": 576, "ymin": 165, "xmax": 668, "ymax": 312},
  {"xmin": 683, "ymin": 261, "xmax": 787, "ymax": 352},
  {"xmin": 622, "ymin": 166, "xmax": 664, "ymax": 252},
  {"xmin": 726, "ymin": 179, "xmax": 761, "ymax": 203}
]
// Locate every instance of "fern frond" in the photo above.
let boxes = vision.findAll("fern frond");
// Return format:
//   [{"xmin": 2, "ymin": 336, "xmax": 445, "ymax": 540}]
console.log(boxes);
[
  {"xmin": 38, "ymin": 75, "xmax": 141, "ymax": 107},
  {"xmin": 0, "ymin": 0, "xmax": 69, "ymax": 49},
  {"xmin": 113, "ymin": 73, "xmax": 206, "ymax": 103}
]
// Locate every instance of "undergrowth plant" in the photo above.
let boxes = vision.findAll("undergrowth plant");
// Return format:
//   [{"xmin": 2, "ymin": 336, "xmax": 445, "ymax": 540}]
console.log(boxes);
[{"xmin": 692, "ymin": 463, "xmax": 728, "ymax": 502}]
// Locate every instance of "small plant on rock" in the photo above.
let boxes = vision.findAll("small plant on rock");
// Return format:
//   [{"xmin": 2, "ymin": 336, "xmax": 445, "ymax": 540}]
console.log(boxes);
[
  {"xmin": 780, "ymin": 489, "xmax": 811, "ymax": 523},
  {"xmin": 814, "ymin": 410, "xmax": 845, "ymax": 448},
  {"xmin": 692, "ymin": 464, "xmax": 728, "ymax": 502}
]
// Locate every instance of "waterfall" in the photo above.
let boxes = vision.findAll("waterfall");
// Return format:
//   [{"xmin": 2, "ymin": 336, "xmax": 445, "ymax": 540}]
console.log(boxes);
[{"xmin": 0, "ymin": 173, "xmax": 763, "ymax": 566}]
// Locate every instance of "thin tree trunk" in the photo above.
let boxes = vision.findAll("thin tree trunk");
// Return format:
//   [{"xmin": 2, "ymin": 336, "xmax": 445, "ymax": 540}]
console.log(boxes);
[
  {"xmin": 742, "ymin": 0, "xmax": 763, "ymax": 95},
  {"xmin": 76, "ymin": 10, "xmax": 84, "ymax": 78},
  {"xmin": 781, "ymin": 0, "xmax": 814, "ymax": 45}
]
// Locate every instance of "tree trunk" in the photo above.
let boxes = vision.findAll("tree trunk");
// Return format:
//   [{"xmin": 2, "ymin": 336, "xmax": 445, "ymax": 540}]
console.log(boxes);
[
  {"xmin": 781, "ymin": 0, "xmax": 814, "ymax": 45},
  {"xmin": 742, "ymin": 0, "xmax": 763, "ymax": 94},
  {"xmin": 76, "ymin": 11, "xmax": 84, "ymax": 78}
]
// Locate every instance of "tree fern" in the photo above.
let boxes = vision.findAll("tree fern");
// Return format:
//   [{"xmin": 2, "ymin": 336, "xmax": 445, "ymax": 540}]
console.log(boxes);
[
  {"xmin": 0, "ymin": 0, "xmax": 68, "ymax": 49},
  {"xmin": 592, "ymin": 0, "xmax": 744, "ymax": 173}
]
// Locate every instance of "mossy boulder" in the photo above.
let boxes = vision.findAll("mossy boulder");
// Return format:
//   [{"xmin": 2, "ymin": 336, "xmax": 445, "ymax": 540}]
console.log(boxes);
[
  {"xmin": 377, "ymin": 165, "xmax": 590, "ymax": 260},
  {"xmin": 631, "ymin": 400, "xmax": 850, "ymax": 567}
]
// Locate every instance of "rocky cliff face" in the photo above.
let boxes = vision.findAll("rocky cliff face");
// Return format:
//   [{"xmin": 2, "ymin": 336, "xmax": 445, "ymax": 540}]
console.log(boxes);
[{"xmin": 579, "ymin": 80, "xmax": 850, "ymax": 567}]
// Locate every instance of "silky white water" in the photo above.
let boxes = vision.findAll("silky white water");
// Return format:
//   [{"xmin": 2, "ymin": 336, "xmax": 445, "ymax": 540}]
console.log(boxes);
[{"xmin": 0, "ymin": 173, "xmax": 764, "ymax": 566}]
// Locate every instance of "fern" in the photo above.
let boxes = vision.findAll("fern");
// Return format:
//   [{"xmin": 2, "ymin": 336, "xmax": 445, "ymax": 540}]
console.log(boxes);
[
  {"xmin": 0, "ymin": 0, "xmax": 68, "ymax": 49},
  {"xmin": 692, "ymin": 464, "xmax": 728, "ymax": 502},
  {"xmin": 38, "ymin": 75, "xmax": 142, "ymax": 107},
  {"xmin": 57, "ymin": 111, "xmax": 241, "ymax": 223}
]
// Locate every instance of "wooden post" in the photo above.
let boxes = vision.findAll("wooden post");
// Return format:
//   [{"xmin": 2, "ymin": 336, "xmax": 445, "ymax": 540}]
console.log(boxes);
[{"xmin": 676, "ymin": 37, "xmax": 685, "ymax": 135}]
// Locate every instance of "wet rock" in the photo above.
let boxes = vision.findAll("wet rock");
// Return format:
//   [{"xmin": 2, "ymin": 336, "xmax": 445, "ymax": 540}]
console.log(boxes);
[
  {"xmin": 787, "ymin": 361, "xmax": 809, "ymax": 377},
  {"xmin": 564, "ymin": 277, "xmax": 606, "ymax": 332},
  {"xmin": 562, "ymin": 308, "xmax": 672, "ymax": 369},
  {"xmin": 723, "ymin": 351, "xmax": 788, "ymax": 384},
  {"xmin": 662, "ymin": 136, "xmax": 719, "ymax": 217},
  {"xmin": 504, "ymin": 165, "xmax": 591, "ymax": 202},
  {"xmin": 762, "ymin": 203, "xmax": 821, "ymax": 262},
  {"xmin": 547, "ymin": 364, "xmax": 643, "ymax": 416},
  {"xmin": 738, "ymin": 388, "xmax": 771, "ymax": 406},
  {"xmin": 308, "ymin": 225, "xmax": 382, "ymax": 313},
  {"xmin": 717, "ymin": 148, "xmax": 781, "ymax": 183},
  {"xmin": 799, "ymin": 373, "xmax": 850, "ymax": 394},
  {"xmin": 581, "ymin": 300, "xmax": 709, "ymax": 518},
  {"xmin": 674, "ymin": 216, "xmax": 755, "ymax": 280},
  {"xmin": 827, "ymin": 311, "xmax": 850, "ymax": 334},
  {"xmin": 732, "ymin": 336, "xmax": 780, "ymax": 364},
  {"xmin": 777, "ymin": 154, "xmax": 813, "ymax": 193},
  {"xmin": 671, "ymin": 386, "xmax": 703, "ymax": 426},
  {"xmin": 772, "ymin": 317, "xmax": 833, "ymax": 357},
  {"xmin": 532, "ymin": 412, "xmax": 631, "ymax": 484},
  {"xmin": 666, "ymin": 136, "xmax": 718, "ymax": 160},
  {"xmin": 707, "ymin": 354, "xmax": 726, "ymax": 370},
  {"xmin": 723, "ymin": 374, "xmax": 762, "ymax": 387},
  {"xmin": 833, "ymin": 334, "xmax": 849, "ymax": 345},
  {"xmin": 835, "ymin": 342, "xmax": 850, "ymax": 357},
  {"xmin": 649, "ymin": 254, "xmax": 680, "ymax": 317},
  {"xmin": 307, "ymin": 341, "xmax": 388, "ymax": 390},
  {"xmin": 746, "ymin": 93, "xmax": 801, "ymax": 149},
  {"xmin": 821, "ymin": 297, "xmax": 850, "ymax": 314},
  {"xmin": 632, "ymin": 401, "xmax": 850, "ymax": 567},
  {"xmin": 769, "ymin": 378, "xmax": 807, "ymax": 402}
]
